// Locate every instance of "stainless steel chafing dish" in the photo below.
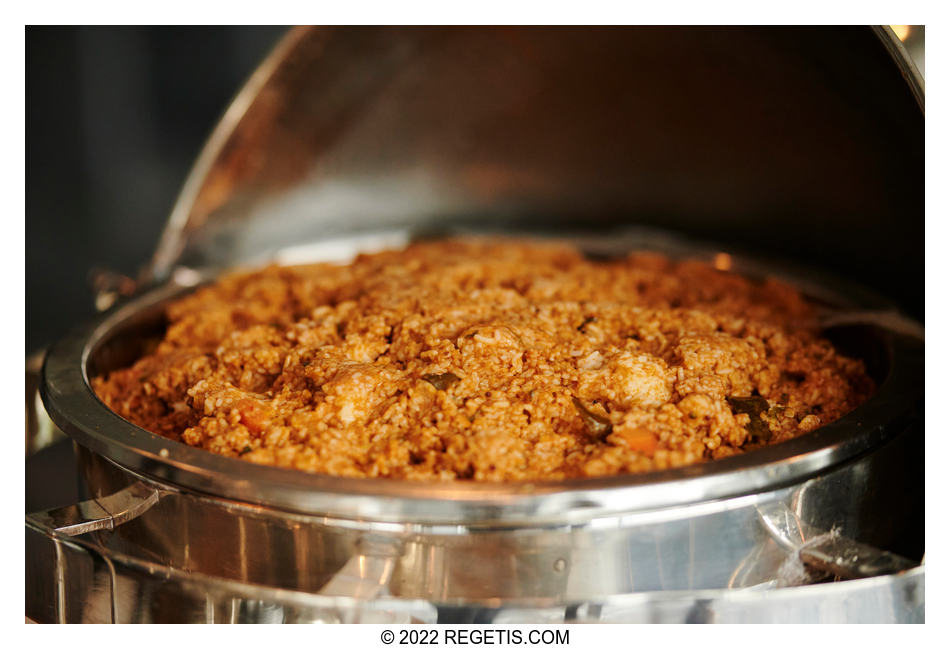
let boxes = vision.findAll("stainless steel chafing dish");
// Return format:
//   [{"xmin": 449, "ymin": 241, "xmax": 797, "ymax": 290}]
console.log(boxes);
[{"xmin": 26, "ymin": 26, "xmax": 924, "ymax": 623}]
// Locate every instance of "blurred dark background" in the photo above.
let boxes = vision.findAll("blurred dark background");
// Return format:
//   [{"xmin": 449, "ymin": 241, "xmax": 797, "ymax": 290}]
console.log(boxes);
[{"xmin": 26, "ymin": 26, "xmax": 288, "ymax": 352}]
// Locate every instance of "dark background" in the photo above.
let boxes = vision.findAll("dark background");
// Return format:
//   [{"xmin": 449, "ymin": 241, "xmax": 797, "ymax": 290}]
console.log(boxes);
[{"xmin": 26, "ymin": 26, "xmax": 288, "ymax": 352}]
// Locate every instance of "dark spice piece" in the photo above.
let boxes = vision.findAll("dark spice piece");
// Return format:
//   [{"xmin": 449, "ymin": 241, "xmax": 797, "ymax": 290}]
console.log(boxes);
[
  {"xmin": 727, "ymin": 395, "xmax": 771, "ymax": 443},
  {"xmin": 422, "ymin": 372, "xmax": 461, "ymax": 390},
  {"xmin": 578, "ymin": 316, "xmax": 596, "ymax": 332},
  {"xmin": 572, "ymin": 397, "xmax": 613, "ymax": 439}
]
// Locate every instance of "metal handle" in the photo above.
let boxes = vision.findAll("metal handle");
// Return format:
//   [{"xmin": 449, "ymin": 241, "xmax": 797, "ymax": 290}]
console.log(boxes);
[
  {"xmin": 756, "ymin": 502, "xmax": 917, "ymax": 585},
  {"xmin": 27, "ymin": 482, "xmax": 162, "ymax": 537}
]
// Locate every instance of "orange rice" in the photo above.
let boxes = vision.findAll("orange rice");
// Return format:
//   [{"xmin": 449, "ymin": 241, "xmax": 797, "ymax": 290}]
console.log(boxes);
[{"xmin": 93, "ymin": 239, "xmax": 872, "ymax": 481}]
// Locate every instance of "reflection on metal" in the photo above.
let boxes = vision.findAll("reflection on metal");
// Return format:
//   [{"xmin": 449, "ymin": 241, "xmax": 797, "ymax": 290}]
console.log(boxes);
[
  {"xmin": 53, "ymin": 540, "xmax": 66, "ymax": 624},
  {"xmin": 318, "ymin": 536, "xmax": 402, "ymax": 599},
  {"xmin": 874, "ymin": 25, "xmax": 924, "ymax": 109},
  {"xmin": 890, "ymin": 25, "xmax": 912, "ymax": 42},
  {"xmin": 89, "ymin": 268, "xmax": 138, "ymax": 312},
  {"xmin": 141, "ymin": 27, "xmax": 923, "ymax": 289},
  {"xmin": 27, "ymin": 482, "xmax": 161, "ymax": 537},
  {"xmin": 149, "ymin": 26, "xmax": 312, "ymax": 281},
  {"xmin": 25, "ymin": 504, "xmax": 924, "ymax": 623},
  {"xmin": 757, "ymin": 503, "xmax": 917, "ymax": 585},
  {"xmin": 26, "ymin": 350, "xmax": 62, "ymax": 456},
  {"xmin": 799, "ymin": 534, "xmax": 917, "ymax": 582},
  {"xmin": 22, "ymin": 431, "xmax": 925, "ymax": 623}
]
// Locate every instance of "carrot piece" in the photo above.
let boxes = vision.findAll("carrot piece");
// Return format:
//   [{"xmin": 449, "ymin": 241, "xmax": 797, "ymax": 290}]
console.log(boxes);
[
  {"xmin": 610, "ymin": 427, "xmax": 658, "ymax": 456},
  {"xmin": 236, "ymin": 398, "xmax": 268, "ymax": 433}
]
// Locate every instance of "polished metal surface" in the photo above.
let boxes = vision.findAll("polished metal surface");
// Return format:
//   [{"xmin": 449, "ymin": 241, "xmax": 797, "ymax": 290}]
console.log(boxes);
[
  {"xmin": 31, "ymin": 482, "xmax": 161, "ymax": 537},
  {"xmin": 40, "ymin": 230, "xmax": 924, "ymax": 526},
  {"xmin": 874, "ymin": 25, "xmax": 925, "ymax": 110},
  {"xmin": 26, "ymin": 350, "xmax": 62, "ymax": 456},
  {"xmin": 65, "ymin": 431, "xmax": 919, "ymax": 599},
  {"xmin": 31, "ymin": 231, "xmax": 924, "ymax": 622},
  {"xmin": 144, "ymin": 27, "xmax": 923, "ymax": 326},
  {"xmin": 25, "ymin": 500, "xmax": 925, "ymax": 623},
  {"xmin": 756, "ymin": 503, "xmax": 918, "ymax": 582}
]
